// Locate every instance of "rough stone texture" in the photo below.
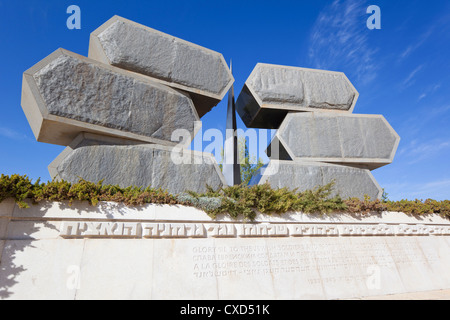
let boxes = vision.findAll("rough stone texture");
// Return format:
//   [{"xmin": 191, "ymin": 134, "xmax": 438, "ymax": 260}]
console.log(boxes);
[
  {"xmin": 236, "ymin": 63, "xmax": 359, "ymax": 128},
  {"xmin": 249, "ymin": 161, "xmax": 382, "ymax": 200},
  {"xmin": 89, "ymin": 16, "xmax": 234, "ymax": 118},
  {"xmin": 268, "ymin": 113, "xmax": 400, "ymax": 170},
  {"xmin": 49, "ymin": 133, "xmax": 226, "ymax": 194},
  {"xmin": 22, "ymin": 49, "xmax": 199, "ymax": 147}
]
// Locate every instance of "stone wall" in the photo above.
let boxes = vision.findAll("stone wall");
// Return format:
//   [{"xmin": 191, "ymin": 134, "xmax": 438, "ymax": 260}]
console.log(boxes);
[{"xmin": 1, "ymin": 200, "xmax": 449, "ymax": 300}]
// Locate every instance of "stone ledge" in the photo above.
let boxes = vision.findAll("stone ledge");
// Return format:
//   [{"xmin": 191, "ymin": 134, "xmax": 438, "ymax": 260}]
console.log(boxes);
[{"xmin": 1, "ymin": 199, "xmax": 449, "ymax": 225}]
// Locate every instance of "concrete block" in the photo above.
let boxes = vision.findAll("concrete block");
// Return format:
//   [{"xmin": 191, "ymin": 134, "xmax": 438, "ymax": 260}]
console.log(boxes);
[
  {"xmin": 249, "ymin": 160, "xmax": 382, "ymax": 200},
  {"xmin": 268, "ymin": 113, "xmax": 400, "ymax": 170},
  {"xmin": 22, "ymin": 49, "xmax": 200, "ymax": 147},
  {"xmin": 236, "ymin": 63, "xmax": 359, "ymax": 128},
  {"xmin": 89, "ymin": 16, "xmax": 234, "ymax": 118},
  {"xmin": 49, "ymin": 133, "xmax": 226, "ymax": 194}
]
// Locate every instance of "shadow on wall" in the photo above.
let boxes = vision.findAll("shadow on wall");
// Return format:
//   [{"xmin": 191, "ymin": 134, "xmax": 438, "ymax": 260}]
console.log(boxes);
[
  {"xmin": 0, "ymin": 200, "xmax": 57, "ymax": 299},
  {"xmin": 0, "ymin": 198, "xmax": 163, "ymax": 299}
]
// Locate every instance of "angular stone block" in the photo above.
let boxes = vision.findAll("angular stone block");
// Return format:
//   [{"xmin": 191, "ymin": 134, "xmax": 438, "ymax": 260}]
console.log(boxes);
[
  {"xmin": 249, "ymin": 161, "xmax": 382, "ymax": 200},
  {"xmin": 89, "ymin": 16, "xmax": 234, "ymax": 118},
  {"xmin": 236, "ymin": 63, "xmax": 359, "ymax": 128},
  {"xmin": 49, "ymin": 133, "xmax": 226, "ymax": 194},
  {"xmin": 22, "ymin": 49, "xmax": 200, "ymax": 147},
  {"xmin": 268, "ymin": 113, "xmax": 400, "ymax": 170}
]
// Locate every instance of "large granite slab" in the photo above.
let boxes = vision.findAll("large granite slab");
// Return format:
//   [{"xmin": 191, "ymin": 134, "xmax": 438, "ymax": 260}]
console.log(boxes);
[
  {"xmin": 22, "ymin": 49, "xmax": 200, "ymax": 147},
  {"xmin": 48, "ymin": 133, "xmax": 226, "ymax": 194},
  {"xmin": 249, "ymin": 160, "xmax": 382, "ymax": 200},
  {"xmin": 89, "ymin": 16, "xmax": 234, "ymax": 117},
  {"xmin": 236, "ymin": 63, "xmax": 359, "ymax": 128},
  {"xmin": 267, "ymin": 113, "xmax": 400, "ymax": 170}
]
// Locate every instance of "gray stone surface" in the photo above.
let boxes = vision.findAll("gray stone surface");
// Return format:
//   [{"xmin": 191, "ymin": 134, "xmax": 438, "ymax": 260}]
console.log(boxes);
[
  {"xmin": 268, "ymin": 113, "xmax": 400, "ymax": 170},
  {"xmin": 236, "ymin": 63, "xmax": 359, "ymax": 128},
  {"xmin": 89, "ymin": 16, "xmax": 234, "ymax": 118},
  {"xmin": 49, "ymin": 133, "xmax": 226, "ymax": 194},
  {"xmin": 249, "ymin": 161, "xmax": 382, "ymax": 200},
  {"xmin": 22, "ymin": 49, "xmax": 199, "ymax": 147}
]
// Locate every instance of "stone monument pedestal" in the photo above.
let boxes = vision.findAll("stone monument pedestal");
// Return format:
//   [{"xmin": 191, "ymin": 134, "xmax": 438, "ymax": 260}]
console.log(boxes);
[{"xmin": 1, "ymin": 199, "xmax": 449, "ymax": 300}]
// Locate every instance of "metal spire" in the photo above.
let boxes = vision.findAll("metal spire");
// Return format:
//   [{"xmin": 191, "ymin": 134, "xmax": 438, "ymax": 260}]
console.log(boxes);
[{"xmin": 223, "ymin": 60, "xmax": 241, "ymax": 186}]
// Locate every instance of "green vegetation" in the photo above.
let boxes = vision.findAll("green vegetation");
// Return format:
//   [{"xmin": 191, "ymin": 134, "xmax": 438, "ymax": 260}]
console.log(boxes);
[
  {"xmin": 1, "ymin": 174, "xmax": 449, "ymax": 220},
  {"xmin": 181, "ymin": 182, "xmax": 347, "ymax": 220},
  {"xmin": 238, "ymin": 137, "xmax": 265, "ymax": 185},
  {"xmin": 384, "ymin": 199, "xmax": 450, "ymax": 217},
  {"xmin": 218, "ymin": 136, "xmax": 265, "ymax": 185},
  {"xmin": 0, "ymin": 174, "xmax": 180, "ymax": 209}
]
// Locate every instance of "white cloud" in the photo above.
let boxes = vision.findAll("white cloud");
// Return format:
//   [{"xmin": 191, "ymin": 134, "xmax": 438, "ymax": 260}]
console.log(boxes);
[
  {"xmin": 398, "ymin": 138, "xmax": 450, "ymax": 165},
  {"xmin": 0, "ymin": 127, "xmax": 29, "ymax": 141},
  {"xmin": 308, "ymin": 0, "xmax": 379, "ymax": 85},
  {"xmin": 401, "ymin": 64, "xmax": 424, "ymax": 89},
  {"xmin": 418, "ymin": 93, "xmax": 427, "ymax": 101},
  {"xmin": 398, "ymin": 10, "xmax": 450, "ymax": 62},
  {"xmin": 414, "ymin": 104, "xmax": 450, "ymax": 126},
  {"xmin": 385, "ymin": 179, "xmax": 450, "ymax": 201},
  {"xmin": 399, "ymin": 29, "xmax": 433, "ymax": 61},
  {"xmin": 418, "ymin": 83, "xmax": 441, "ymax": 101}
]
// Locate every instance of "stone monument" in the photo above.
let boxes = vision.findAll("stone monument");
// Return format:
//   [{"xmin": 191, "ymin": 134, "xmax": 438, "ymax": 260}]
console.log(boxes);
[
  {"xmin": 21, "ymin": 16, "xmax": 232, "ymax": 194},
  {"xmin": 237, "ymin": 63, "xmax": 400, "ymax": 199},
  {"xmin": 3, "ymin": 16, "xmax": 447, "ymax": 302}
]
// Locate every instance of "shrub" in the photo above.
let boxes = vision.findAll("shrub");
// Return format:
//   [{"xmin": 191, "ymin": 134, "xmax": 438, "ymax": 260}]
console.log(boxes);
[
  {"xmin": 344, "ymin": 195, "xmax": 388, "ymax": 215},
  {"xmin": 0, "ymin": 174, "xmax": 37, "ymax": 208},
  {"xmin": 0, "ymin": 174, "xmax": 181, "ymax": 208},
  {"xmin": 384, "ymin": 199, "xmax": 450, "ymax": 218},
  {"xmin": 180, "ymin": 182, "xmax": 349, "ymax": 220},
  {"xmin": 0, "ymin": 174, "xmax": 449, "ymax": 220}
]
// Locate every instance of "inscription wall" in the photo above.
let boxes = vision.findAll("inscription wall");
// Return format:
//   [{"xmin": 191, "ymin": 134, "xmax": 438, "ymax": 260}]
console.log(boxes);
[
  {"xmin": 188, "ymin": 236, "xmax": 449, "ymax": 298},
  {"xmin": 190, "ymin": 238, "xmax": 442, "ymax": 275},
  {"xmin": 60, "ymin": 221, "xmax": 450, "ymax": 238},
  {"xmin": 3, "ymin": 198, "xmax": 450, "ymax": 299},
  {"xmin": 55, "ymin": 219, "xmax": 450, "ymax": 298}
]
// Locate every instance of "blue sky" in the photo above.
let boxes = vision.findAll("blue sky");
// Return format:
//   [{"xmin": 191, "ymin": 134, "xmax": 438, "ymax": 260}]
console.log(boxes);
[{"xmin": 0, "ymin": 0, "xmax": 449, "ymax": 200}]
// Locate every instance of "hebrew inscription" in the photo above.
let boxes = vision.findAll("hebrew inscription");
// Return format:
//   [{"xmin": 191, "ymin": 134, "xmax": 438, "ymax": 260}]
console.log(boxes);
[{"xmin": 60, "ymin": 221, "xmax": 450, "ymax": 238}]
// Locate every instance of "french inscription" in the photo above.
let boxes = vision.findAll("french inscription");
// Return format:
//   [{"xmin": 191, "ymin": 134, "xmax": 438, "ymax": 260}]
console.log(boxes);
[
  {"xmin": 60, "ymin": 221, "xmax": 450, "ymax": 239},
  {"xmin": 190, "ymin": 237, "xmax": 444, "ymax": 287}
]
